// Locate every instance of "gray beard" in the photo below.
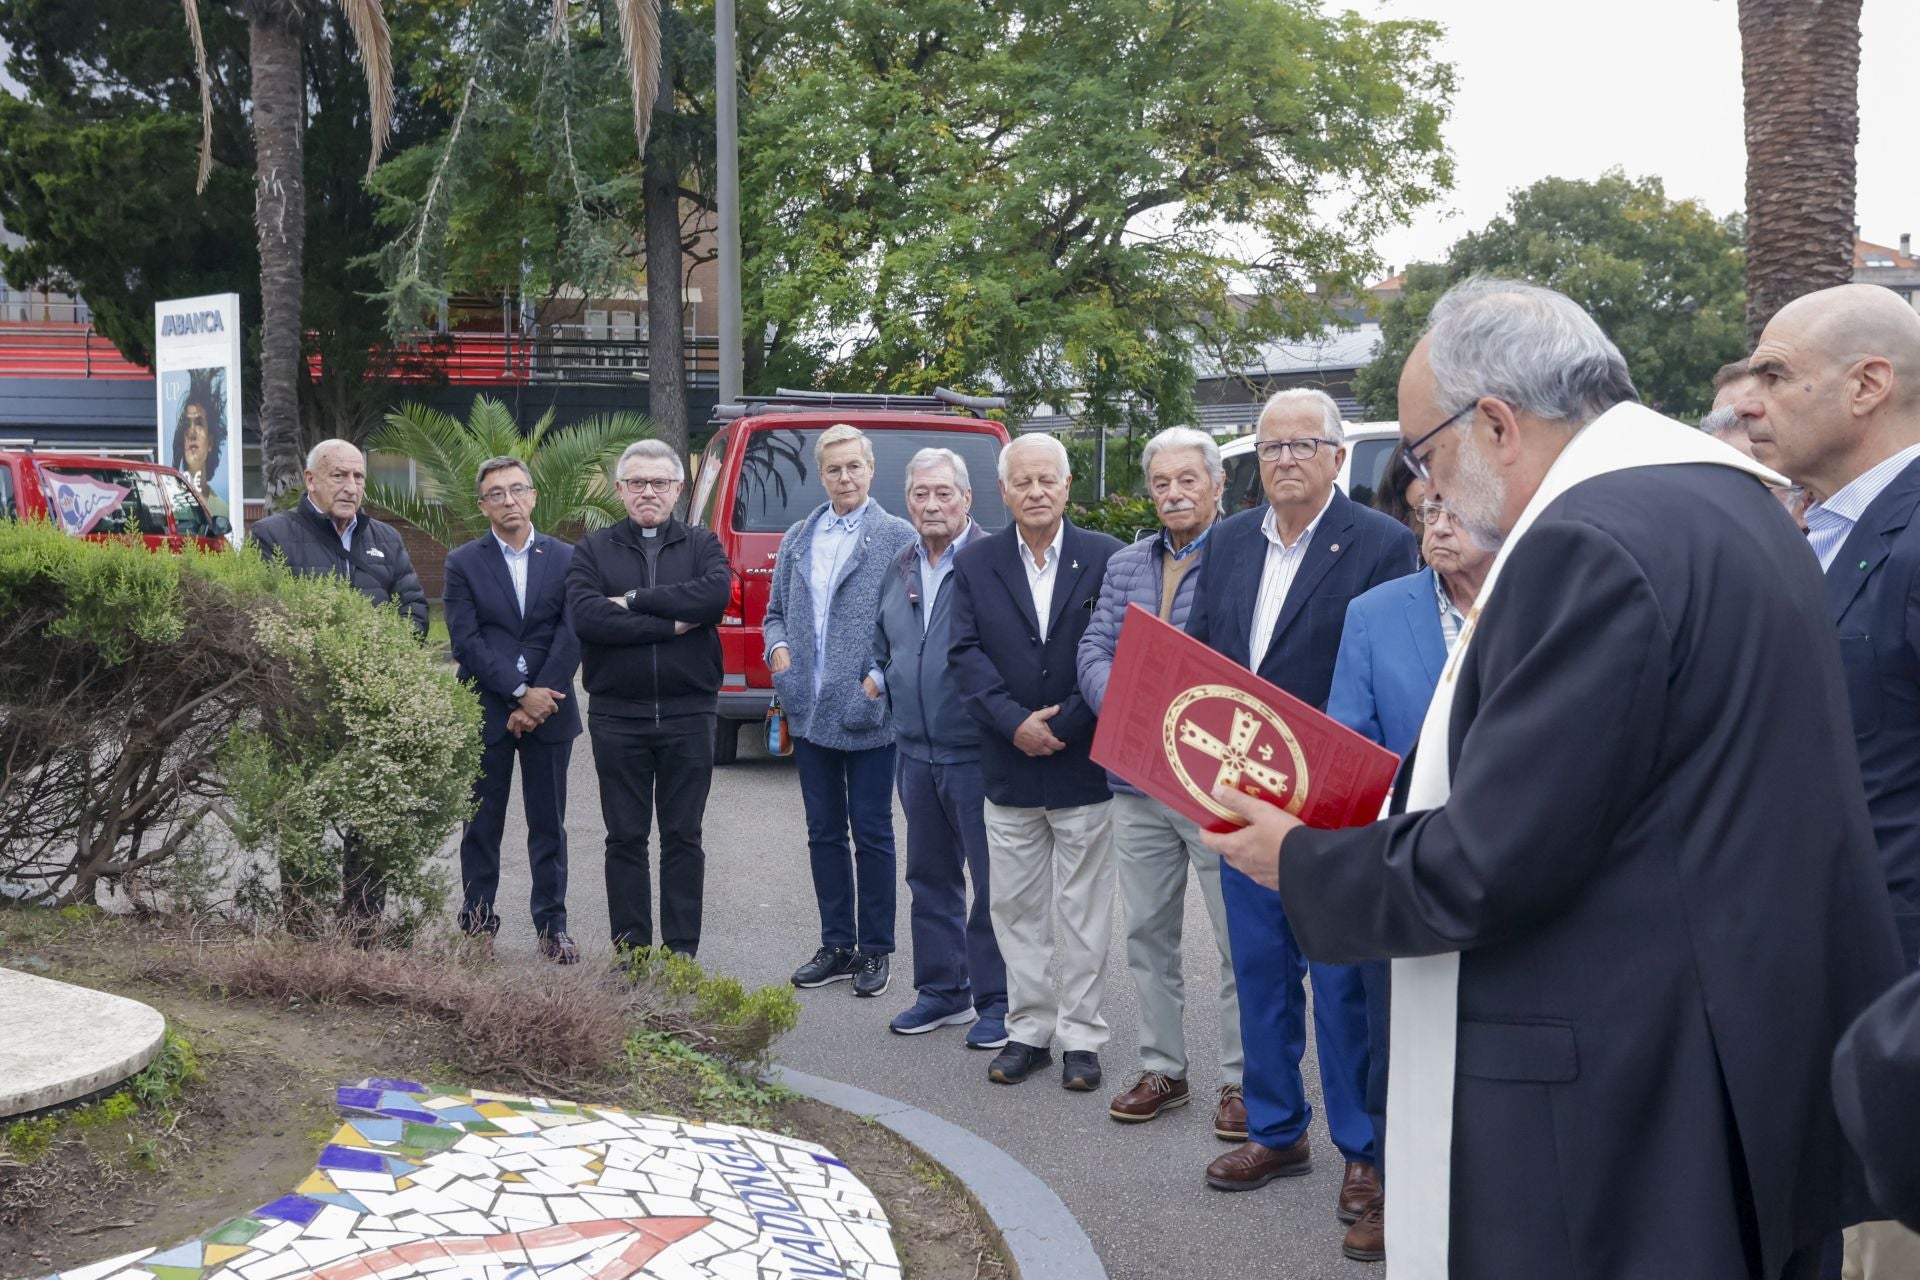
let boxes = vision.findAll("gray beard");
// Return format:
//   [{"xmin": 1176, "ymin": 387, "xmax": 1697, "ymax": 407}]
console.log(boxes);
[{"xmin": 1448, "ymin": 434, "xmax": 1509, "ymax": 554}]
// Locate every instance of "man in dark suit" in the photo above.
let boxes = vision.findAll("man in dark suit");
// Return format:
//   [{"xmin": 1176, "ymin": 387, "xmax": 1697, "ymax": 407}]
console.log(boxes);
[
  {"xmin": 1206, "ymin": 279, "xmax": 1903, "ymax": 1277},
  {"xmin": 950, "ymin": 434, "xmax": 1122, "ymax": 1091},
  {"xmin": 1185, "ymin": 389, "xmax": 1416, "ymax": 1211},
  {"xmin": 442, "ymin": 456, "xmax": 582, "ymax": 963},
  {"xmin": 1743, "ymin": 283, "xmax": 1920, "ymax": 1275}
]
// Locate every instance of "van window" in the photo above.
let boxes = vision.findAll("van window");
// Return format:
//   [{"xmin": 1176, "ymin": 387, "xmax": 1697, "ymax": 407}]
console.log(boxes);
[
  {"xmin": 732, "ymin": 428, "xmax": 1010, "ymax": 532},
  {"xmin": 690, "ymin": 430, "xmax": 729, "ymax": 528},
  {"xmin": 0, "ymin": 466, "xmax": 13, "ymax": 519},
  {"xmin": 1345, "ymin": 438, "xmax": 1396, "ymax": 510},
  {"xmin": 158, "ymin": 471, "xmax": 217, "ymax": 536},
  {"xmin": 39, "ymin": 466, "xmax": 172, "ymax": 537}
]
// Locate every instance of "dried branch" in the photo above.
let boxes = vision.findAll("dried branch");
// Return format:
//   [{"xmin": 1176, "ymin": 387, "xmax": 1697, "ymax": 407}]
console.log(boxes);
[
  {"xmin": 615, "ymin": 0, "xmax": 662, "ymax": 159},
  {"xmin": 181, "ymin": 0, "xmax": 215, "ymax": 193},
  {"xmin": 341, "ymin": 0, "xmax": 395, "ymax": 174}
]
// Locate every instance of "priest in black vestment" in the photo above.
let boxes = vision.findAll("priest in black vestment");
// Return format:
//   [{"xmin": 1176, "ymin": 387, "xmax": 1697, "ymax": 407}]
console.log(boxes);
[{"xmin": 1203, "ymin": 279, "xmax": 1904, "ymax": 1280}]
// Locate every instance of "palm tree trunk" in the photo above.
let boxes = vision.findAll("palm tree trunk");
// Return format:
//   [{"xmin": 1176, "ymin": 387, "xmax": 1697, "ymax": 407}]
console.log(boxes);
[
  {"xmin": 250, "ymin": 1, "xmax": 309, "ymax": 500},
  {"xmin": 1738, "ymin": 0, "xmax": 1862, "ymax": 343},
  {"xmin": 644, "ymin": 0, "xmax": 687, "ymax": 456}
]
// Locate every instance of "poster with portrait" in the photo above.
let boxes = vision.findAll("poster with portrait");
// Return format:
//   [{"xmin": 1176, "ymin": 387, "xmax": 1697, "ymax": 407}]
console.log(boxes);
[{"xmin": 154, "ymin": 292, "xmax": 243, "ymax": 542}]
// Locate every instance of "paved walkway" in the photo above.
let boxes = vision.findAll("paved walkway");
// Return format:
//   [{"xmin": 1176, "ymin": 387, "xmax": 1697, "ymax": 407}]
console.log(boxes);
[{"xmin": 478, "ymin": 719, "xmax": 1372, "ymax": 1280}]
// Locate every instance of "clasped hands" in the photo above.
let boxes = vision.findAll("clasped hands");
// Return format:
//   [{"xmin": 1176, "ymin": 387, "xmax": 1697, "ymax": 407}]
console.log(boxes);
[
  {"xmin": 1197, "ymin": 785, "xmax": 1304, "ymax": 891},
  {"xmin": 508, "ymin": 685, "xmax": 567, "ymax": 737}
]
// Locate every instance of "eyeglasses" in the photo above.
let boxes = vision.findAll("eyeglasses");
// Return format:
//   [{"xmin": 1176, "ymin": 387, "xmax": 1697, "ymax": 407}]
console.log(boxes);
[
  {"xmin": 1411, "ymin": 501, "xmax": 1456, "ymax": 526},
  {"xmin": 480, "ymin": 482, "xmax": 534, "ymax": 505},
  {"xmin": 617, "ymin": 476, "xmax": 679, "ymax": 494},
  {"xmin": 1402, "ymin": 402, "xmax": 1480, "ymax": 482},
  {"xmin": 1253, "ymin": 438, "xmax": 1340, "ymax": 464}
]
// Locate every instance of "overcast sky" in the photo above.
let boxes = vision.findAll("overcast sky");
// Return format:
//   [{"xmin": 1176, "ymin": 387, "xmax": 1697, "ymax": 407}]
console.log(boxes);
[{"xmin": 1357, "ymin": 0, "xmax": 1920, "ymax": 273}]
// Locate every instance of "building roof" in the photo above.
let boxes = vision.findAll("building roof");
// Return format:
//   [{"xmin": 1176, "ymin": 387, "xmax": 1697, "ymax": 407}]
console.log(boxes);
[
  {"xmin": 1855, "ymin": 237, "xmax": 1917, "ymax": 270},
  {"xmin": 1192, "ymin": 322, "xmax": 1383, "ymax": 380}
]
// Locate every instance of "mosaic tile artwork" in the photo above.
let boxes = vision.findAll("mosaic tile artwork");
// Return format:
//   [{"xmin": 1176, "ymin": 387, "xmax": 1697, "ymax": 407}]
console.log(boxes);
[{"xmin": 44, "ymin": 1080, "xmax": 897, "ymax": 1280}]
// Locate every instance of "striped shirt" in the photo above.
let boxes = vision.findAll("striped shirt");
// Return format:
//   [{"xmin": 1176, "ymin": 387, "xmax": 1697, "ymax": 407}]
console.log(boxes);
[
  {"xmin": 1805, "ymin": 443, "xmax": 1920, "ymax": 570},
  {"xmin": 1435, "ymin": 569, "xmax": 1468, "ymax": 651}
]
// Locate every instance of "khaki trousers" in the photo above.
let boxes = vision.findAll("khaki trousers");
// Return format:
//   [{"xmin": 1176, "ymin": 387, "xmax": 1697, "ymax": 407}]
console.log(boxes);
[
  {"xmin": 1843, "ymin": 1221, "xmax": 1920, "ymax": 1278},
  {"xmin": 1112, "ymin": 791, "xmax": 1242, "ymax": 1083},
  {"xmin": 983, "ymin": 798, "xmax": 1115, "ymax": 1053}
]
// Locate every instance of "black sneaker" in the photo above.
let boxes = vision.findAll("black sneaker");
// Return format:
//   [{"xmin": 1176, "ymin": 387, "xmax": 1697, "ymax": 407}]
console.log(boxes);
[
  {"xmin": 988, "ymin": 1041, "xmax": 1053, "ymax": 1085},
  {"xmin": 1062, "ymin": 1050, "xmax": 1102, "ymax": 1092},
  {"xmin": 852, "ymin": 953, "xmax": 891, "ymax": 998},
  {"xmin": 791, "ymin": 946, "xmax": 859, "ymax": 988}
]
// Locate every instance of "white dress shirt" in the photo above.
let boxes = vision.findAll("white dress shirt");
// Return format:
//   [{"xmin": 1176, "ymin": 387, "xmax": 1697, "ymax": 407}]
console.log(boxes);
[
  {"xmin": 495, "ymin": 526, "xmax": 536, "ymax": 688},
  {"xmin": 1804, "ymin": 443, "xmax": 1920, "ymax": 570},
  {"xmin": 1019, "ymin": 522, "xmax": 1067, "ymax": 642},
  {"xmin": 1249, "ymin": 490, "xmax": 1335, "ymax": 666}
]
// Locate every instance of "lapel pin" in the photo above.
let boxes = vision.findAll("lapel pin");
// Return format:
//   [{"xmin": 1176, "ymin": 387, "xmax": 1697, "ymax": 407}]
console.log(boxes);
[
  {"xmin": 1330, "ymin": 543, "xmax": 1341, "ymax": 553},
  {"xmin": 1861, "ymin": 560, "xmax": 1870, "ymax": 570},
  {"xmin": 1072, "ymin": 559, "xmax": 1079, "ymax": 570}
]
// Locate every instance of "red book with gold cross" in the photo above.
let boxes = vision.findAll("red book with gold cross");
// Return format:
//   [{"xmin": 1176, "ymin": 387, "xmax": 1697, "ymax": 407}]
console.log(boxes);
[{"xmin": 1090, "ymin": 604, "xmax": 1402, "ymax": 834}]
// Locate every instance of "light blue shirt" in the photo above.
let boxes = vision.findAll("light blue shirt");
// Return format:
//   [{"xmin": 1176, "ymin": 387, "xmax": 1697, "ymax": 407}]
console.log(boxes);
[
  {"xmin": 808, "ymin": 500, "xmax": 870, "ymax": 695},
  {"xmin": 306, "ymin": 497, "xmax": 356, "ymax": 552},
  {"xmin": 916, "ymin": 524, "xmax": 969, "ymax": 631},
  {"xmin": 1805, "ymin": 443, "xmax": 1920, "ymax": 570},
  {"xmin": 495, "ymin": 527, "xmax": 535, "ymax": 680}
]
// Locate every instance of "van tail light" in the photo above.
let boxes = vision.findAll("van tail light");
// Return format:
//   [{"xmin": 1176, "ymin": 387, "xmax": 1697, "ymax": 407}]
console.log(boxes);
[{"xmin": 721, "ymin": 569, "xmax": 744, "ymax": 626}]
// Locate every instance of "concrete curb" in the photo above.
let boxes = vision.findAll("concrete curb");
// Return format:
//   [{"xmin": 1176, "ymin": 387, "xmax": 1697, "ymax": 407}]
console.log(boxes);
[
  {"xmin": 0, "ymin": 966, "xmax": 166, "ymax": 1118},
  {"xmin": 770, "ymin": 1065, "xmax": 1109, "ymax": 1280}
]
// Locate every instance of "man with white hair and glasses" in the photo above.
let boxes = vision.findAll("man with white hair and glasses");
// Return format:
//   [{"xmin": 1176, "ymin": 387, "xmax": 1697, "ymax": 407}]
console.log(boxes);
[
  {"xmin": 1077, "ymin": 426, "xmax": 1247, "ymax": 1143},
  {"xmin": 1204, "ymin": 278, "xmax": 1902, "ymax": 1278}
]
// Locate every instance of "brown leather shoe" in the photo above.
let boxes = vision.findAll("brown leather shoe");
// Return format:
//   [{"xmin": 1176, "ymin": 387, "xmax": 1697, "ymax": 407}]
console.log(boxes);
[
  {"xmin": 1204, "ymin": 1134, "xmax": 1311, "ymax": 1191},
  {"xmin": 1213, "ymin": 1082, "xmax": 1247, "ymax": 1141},
  {"xmin": 1337, "ymin": 1161, "xmax": 1381, "ymax": 1223},
  {"xmin": 1342, "ymin": 1196, "xmax": 1385, "ymax": 1262},
  {"xmin": 1108, "ymin": 1071, "xmax": 1190, "ymax": 1122}
]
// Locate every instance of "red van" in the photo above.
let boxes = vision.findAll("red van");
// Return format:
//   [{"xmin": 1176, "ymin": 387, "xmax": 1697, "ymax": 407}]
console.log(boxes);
[
  {"xmin": 0, "ymin": 450, "xmax": 230, "ymax": 551},
  {"xmin": 688, "ymin": 389, "xmax": 1013, "ymax": 763}
]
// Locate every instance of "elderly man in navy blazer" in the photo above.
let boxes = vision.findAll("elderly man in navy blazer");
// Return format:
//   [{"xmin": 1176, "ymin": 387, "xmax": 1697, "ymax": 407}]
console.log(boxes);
[
  {"xmin": 950, "ymin": 434, "xmax": 1123, "ymax": 1091},
  {"xmin": 1318, "ymin": 496, "xmax": 1492, "ymax": 1262},
  {"xmin": 443, "ymin": 455, "xmax": 582, "ymax": 963},
  {"xmin": 1186, "ymin": 389, "xmax": 1417, "ymax": 1211},
  {"xmin": 1745, "ymin": 283, "xmax": 1920, "ymax": 1275}
]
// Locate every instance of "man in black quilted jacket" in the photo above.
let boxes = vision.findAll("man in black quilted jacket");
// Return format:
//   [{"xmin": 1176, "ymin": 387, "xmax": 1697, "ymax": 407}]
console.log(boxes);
[{"xmin": 251, "ymin": 437, "xmax": 430, "ymax": 921}]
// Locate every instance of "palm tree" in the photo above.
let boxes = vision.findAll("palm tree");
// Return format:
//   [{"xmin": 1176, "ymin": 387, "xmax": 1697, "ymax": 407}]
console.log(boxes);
[
  {"xmin": 1737, "ymin": 0, "xmax": 1864, "ymax": 342},
  {"xmin": 364, "ymin": 395, "xmax": 647, "ymax": 546},
  {"xmin": 181, "ymin": 0, "xmax": 662, "ymax": 500}
]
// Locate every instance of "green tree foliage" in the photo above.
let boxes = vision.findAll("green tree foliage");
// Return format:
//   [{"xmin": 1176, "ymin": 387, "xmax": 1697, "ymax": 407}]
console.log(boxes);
[
  {"xmin": 365, "ymin": 395, "xmax": 645, "ymax": 548},
  {"xmin": 734, "ymin": 0, "xmax": 1453, "ymax": 428},
  {"xmin": 1354, "ymin": 172, "xmax": 1746, "ymax": 423},
  {"xmin": 0, "ymin": 0, "xmax": 454, "ymax": 435}
]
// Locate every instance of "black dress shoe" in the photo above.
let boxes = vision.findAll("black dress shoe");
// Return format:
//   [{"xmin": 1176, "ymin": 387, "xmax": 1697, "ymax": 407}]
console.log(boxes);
[
  {"xmin": 791, "ymin": 946, "xmax": 859, "ymax": 987},
  {"xmin": 988, "ymin": 1041, "xmax": 1053, "ymax": 1084},
  {"xmin": 1061, "ymin": 1050, "xmax": 1102, "ymax": 1092},
  {"xmin": 538, "ymin": 931, "xmax": 580, "ymax": 965},
  {"xmin": 852, "ymin": 953, "xmax": 891, "ymax": 998}
]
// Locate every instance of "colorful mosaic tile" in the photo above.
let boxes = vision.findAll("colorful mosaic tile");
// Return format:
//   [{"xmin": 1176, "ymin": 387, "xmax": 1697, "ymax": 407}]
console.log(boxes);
[{"xmin": 44, "ymin": 1081, "xmax": 899, "ymax": 1280}]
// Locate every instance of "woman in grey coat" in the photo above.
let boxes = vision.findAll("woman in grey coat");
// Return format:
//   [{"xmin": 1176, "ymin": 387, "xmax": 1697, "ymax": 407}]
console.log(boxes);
[{"xmin": 763, "ymin": 424, "xmax": 917, "ymax": 998}]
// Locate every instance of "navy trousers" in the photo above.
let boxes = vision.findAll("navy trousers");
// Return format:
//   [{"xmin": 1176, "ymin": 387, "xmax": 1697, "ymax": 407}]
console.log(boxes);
[
  {"xmin": 458, "ymin": 730, "xmax": 572, "ymax": 937},
  {"xmin": 794, "ymin": 737, "xmax": 898, "ymax": 954},
  {"xmin": 1221, "ymin": 859, "xmax": 1376, "ymax": 1163},
  {"xmin": 898, "ymin": 753, "xmax": 1006, "ymax": 1013}
]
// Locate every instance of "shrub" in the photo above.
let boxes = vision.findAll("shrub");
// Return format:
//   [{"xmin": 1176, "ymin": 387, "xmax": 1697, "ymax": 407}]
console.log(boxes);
[
  {"xmin": 0, "ymin": 520, "xmax": 479, "ymax": 924},
  {"xmin": 1069, "ymin": 492, "xmax": 1159, "ymax": 542}
]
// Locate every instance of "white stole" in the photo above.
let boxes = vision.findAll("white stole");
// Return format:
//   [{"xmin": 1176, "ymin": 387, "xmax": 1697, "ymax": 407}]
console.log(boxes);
[{"xmin": 1384, "ymin": 402, "xmax": 1785, "ymax": 1277}]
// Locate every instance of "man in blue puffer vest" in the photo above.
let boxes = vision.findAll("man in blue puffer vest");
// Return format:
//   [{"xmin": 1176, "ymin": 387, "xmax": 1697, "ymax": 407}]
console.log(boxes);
[
  {"xmin": 1077, "ymin": 426, "xmax": 1245, "ymax": 1143},
  {"xmin": 868, "ymin": 448, "xmax": 1009, "ymax": 1049}
]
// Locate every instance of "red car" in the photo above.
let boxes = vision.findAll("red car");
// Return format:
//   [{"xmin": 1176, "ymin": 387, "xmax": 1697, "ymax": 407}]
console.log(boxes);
[
  {"xmin": 0, "ymin": 450, "xmax": 230, "ymax": 551},
  {"xmin": 687, "ymin": 388, "xmax": 1013, "ymax": 763}
]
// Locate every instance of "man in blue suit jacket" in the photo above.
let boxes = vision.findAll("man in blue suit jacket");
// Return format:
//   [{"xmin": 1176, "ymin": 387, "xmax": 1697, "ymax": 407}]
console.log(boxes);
[
  {"xmin": 443, "ymin": 456, "xmax": 582, "ymax": 962},
  {"xmin": 950, "ymin": 434, "xmax": 1123, "ymax": 1091},
  {"xmin": 1321, "ymin": 500, "xmax": 1491, "ymax": 1261},
  {"xmin": 1186, "ymin": 390, "xmax": 1416, "ymax": 1220}
]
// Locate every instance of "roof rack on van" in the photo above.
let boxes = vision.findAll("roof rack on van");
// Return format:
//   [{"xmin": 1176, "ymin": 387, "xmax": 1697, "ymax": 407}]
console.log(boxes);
[{"xmin": 710, "ymin": 386, "xmax": 1008, "ymax": 422}]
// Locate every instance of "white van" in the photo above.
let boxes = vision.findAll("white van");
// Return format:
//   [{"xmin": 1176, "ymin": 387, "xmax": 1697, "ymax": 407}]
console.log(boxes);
[{"xmin": 1217, "ymin": 421, "xmax": 1402, "ymax": 516}]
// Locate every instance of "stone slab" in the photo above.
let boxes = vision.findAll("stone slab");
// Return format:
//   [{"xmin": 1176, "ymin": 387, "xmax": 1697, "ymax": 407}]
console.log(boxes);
[{"xmin": 0, "ymin": 965, "xmax": 166, "ymax": 1117}]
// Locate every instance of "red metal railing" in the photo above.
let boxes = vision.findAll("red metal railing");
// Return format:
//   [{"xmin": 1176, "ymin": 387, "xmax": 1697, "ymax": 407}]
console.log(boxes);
[{"xmin": 0, "ymin": 322, "xmax": 721, "ymax": 386}]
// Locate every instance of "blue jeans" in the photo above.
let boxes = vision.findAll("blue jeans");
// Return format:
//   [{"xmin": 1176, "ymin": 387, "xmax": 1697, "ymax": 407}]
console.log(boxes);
[
  {"xmin": 898, "ymin": 754, "xmax": 1005, "ymax": 1012},
  {"xmin": 794, "ymin": 737, "xmax": 898, "ymax": 954},
  {"xmin": 1222, "ymin": 860, "xmax": 1376, "ymax": 1163}
]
